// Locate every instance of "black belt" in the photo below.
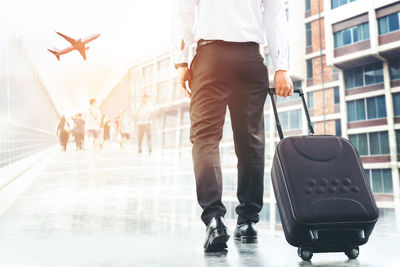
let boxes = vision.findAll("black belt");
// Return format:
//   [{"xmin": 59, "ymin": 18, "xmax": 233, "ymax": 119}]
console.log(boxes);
[
  {"xmin": 197, "ymin": 39, "xmax": 260, "ymax": 50},
  {"xmin": 197, "ymin": 39, "xmax": 220, "ymax": 49}
]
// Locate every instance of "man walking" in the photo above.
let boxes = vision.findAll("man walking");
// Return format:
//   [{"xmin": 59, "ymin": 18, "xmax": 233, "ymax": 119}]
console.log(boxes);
[
  {"xmin": 173, "ymin": 0, "xmax": 293, "ymax": 252},
  {"xmin": 135, "ymin": 94, "xmax": 153, "ymax": 155},
  {"xmin": 86, "ymin": 99, "xmax": 101, "ymax": 152}
]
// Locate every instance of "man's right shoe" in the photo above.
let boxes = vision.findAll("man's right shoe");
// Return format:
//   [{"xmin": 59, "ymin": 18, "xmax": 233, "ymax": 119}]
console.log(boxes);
[
  {"xmin": 204, "ymin": 216, "xmax": 230, "ymax": 252},
  {"xmin": 234, "ymin": 222, "xmax": 258, "ymax": 243}
]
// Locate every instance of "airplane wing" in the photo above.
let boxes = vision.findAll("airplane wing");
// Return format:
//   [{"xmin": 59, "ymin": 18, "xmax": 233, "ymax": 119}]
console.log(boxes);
[
  {"xmin": 79, "ymin": 49, "xmax": 87, "ymax": 61},
  {"xmin": 82, "ymin": 33, "xmax": 100, "ymax": 44},
  {"xmin": 56, "ymin": 32, "xmax": 76, "ymax": 45},
  {"xmin": 58, "ymin": 46, "xmax": 75, "ymax": 55}
]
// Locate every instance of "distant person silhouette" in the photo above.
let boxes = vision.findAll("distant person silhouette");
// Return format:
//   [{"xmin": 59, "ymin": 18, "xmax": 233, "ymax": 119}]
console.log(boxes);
[
  {"xmin": 86, "ymin": 99, "xmax": 101, "ymax": 152},
  {"xmin": 56, "ymin": 116, "xmax": 70, "ymax": 152},
  {"xmin": 102, "ymin": 114, "xmax": 111, "ymax": 149},
  {"xmin": 119, "ymin": 110, "xmax": 131, "ymax": 149},
  {"xmin": 135, "ymin": 94, "xmax": 153, "ymax": 155},
  {"xmin": 73, "ymin": 113, "xmax": 85, "ymax": 150}
]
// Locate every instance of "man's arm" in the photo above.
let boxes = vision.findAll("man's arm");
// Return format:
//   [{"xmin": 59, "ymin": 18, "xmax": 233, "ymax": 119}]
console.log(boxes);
[
  {"xmin": 172, "ymin": 0, "xmax": 198, "ymax": 97},
  {"xmin": 264, "ymin": 0, "xmax": 293, "ymax": 97}
]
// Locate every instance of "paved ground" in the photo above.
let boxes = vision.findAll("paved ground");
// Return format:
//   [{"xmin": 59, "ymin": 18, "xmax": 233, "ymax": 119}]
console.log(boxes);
[{"xmin": 0, "ymin": 146, "xmax": 398, "ymax": 267}]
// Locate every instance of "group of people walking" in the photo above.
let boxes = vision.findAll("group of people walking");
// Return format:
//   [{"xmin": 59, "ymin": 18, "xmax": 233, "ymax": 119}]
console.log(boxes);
[
  {"xmin": 56, "ymin": 99, "xmax": 112, "ymax": 152},
  {"xmin": 56, "ymin": 95, "xmax": 153, "ymax": 154}
]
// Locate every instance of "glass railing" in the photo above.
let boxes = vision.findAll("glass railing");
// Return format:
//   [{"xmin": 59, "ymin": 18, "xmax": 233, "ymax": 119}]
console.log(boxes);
[{"xmin": 0, "ymin": 121, "xmax": 57, "ymax": 169}]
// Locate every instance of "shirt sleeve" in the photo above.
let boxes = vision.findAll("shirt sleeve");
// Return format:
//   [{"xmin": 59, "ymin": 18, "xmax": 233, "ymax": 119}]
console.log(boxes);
[
  {"xmin": 263, "ymin": 0, "xmax": 289, "ymax": 72},
  {"xmin": 171, "ymin": 0, "xmax": 198, "ymax": 64}
]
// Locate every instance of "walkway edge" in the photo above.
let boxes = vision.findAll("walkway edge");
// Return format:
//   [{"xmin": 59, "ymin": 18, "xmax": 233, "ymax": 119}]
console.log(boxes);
[{"xmin": 0, "ymin": 146, "xmax": 58, "ymax": 191}]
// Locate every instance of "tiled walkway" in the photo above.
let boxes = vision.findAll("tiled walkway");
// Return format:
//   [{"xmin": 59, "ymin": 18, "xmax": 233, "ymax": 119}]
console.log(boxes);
[{"xmin": 0, "ymin": 146, "xmax": 398, "ymax": 266}]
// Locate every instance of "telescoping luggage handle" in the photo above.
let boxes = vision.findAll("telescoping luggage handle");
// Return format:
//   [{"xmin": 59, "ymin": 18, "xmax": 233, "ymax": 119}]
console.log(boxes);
[{"xmin": 268, "ymin": 88, "xmax": 315, "ymax": 140}]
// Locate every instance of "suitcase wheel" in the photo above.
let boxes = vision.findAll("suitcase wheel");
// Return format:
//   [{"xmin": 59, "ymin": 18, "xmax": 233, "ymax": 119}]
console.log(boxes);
[
  {"xmin": 345, "ymin": 247, "xmax": 359, "ymax": 260},
  {"xmin": 298, "ymin": 247, "xmax": 313, "ymax": 261}
]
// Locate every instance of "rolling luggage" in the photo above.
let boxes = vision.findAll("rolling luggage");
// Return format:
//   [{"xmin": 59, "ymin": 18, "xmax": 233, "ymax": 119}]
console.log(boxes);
[{"xmin": 269, "ymin": 88, "xmax": 379, "ymax": 261}]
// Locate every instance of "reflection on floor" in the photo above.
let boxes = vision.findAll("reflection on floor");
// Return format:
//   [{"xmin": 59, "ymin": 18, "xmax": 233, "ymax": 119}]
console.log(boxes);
[{"xmin": 0, "ymin": 145, "xmax": 398, "ymax": 266}]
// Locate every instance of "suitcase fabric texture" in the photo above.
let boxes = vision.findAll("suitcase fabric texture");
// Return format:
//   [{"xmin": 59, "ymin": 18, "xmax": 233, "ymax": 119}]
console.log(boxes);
[{"xmin": 268, "ymin": 88, "xmax": 379, "ymax": 261}]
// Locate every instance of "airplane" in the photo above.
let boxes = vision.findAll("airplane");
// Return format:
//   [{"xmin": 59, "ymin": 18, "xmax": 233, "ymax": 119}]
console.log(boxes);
[{"xmin": 48, "ymin": 32, "xmax": 100, "ymax": 61}]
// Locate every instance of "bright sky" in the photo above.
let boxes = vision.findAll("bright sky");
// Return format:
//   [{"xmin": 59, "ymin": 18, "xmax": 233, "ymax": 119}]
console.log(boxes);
[{"xmin": 2, "ymin": 0, "xmax": 174, "ymax": 116}]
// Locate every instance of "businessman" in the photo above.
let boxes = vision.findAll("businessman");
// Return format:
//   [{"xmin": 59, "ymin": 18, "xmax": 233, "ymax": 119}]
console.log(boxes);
[{"xmin": 172, "ymin": 0, "xmax": 293, "ymax": 252}]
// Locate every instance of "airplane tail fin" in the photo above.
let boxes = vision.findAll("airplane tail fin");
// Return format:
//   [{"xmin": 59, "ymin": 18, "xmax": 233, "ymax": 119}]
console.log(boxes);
[{"xmin": 48, "ymin": 49, "xmax": 60, "ymax": 61}]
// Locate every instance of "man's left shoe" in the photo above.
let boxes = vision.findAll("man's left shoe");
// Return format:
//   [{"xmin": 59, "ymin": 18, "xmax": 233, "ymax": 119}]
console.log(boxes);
[
  {"xmin": 234, "ymin": 222, "xmax": 258, "ymax": 243},
  {"xmin": 204, "ymin": 216, "xmax": 230, "ymax": 252}
]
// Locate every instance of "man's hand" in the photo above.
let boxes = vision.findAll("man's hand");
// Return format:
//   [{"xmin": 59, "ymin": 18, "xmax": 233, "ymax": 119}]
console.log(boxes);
[
  {"xmin": 177, "ymin": 66, "xmax": 192, "ymax": 97},
  {"xmin": 274, "ymin": 70, "xmax": 293, "ymax": 97}
]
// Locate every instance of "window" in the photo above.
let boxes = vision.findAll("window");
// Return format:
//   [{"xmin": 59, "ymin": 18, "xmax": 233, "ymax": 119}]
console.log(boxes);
[
  {"xmin": 264, "ymin": 53, "xmax": 273, "ymax": 67},
  {"xmin": 157, "ymin": 58, "xmax": 171, "ymax": 71},
  {"xmin": 334, "ymin": 22, "xmax": 369, "ymax": 48},
  {"xmin": 181, "ymin": 108, "xmax": 190, "ymax": 126},
  {"xmin": 164, "ymin": 110, "xmax": 178, "ymax": 128},
  {"xmin": 347, "ymin": 99, "xmax": 365, "ymax": 122},
  {"xmin": 163, "ymin": 130, "xmax": 177, "ymax": 147},
  {"xmin": 306, "ymin": 23, "xmax": 312, "ymax": 47},
  {"xmin": 305, "ymin": 0, "xmax": 311, "ymax": 11},
  {"xmin": 347, "ymin": 95, "xmax": 386, "ymax": 122},
  {"xmin": 285, "ymin": 9, "xmax": 289, "ymax": 21},
  {"xmin": 142, "ymin": 64, "xmax": 153, "ymax": 77},
  {"xmin": 276, "ymin": 94, "xmax": 298, "ymax": 103},
  {"xmin": 349, "ymin": 131, "xmax": 389, "ymax": 156},
  {"xmin": 335, "ymin": 119, "xmax": 342, "ymax": 136},
  {"xmin": 334, "ymin": 87, "xmax": 340, "ymax": 104},
  {"xmin": 344, "ymin": 62, "xmax": 383, "ymax": 89},
  {"xmin": 331, "ymin": 0, "xmax": 357, "ymax": 9},
  {"xmin": 392, "ymin": 93, "xmax": 400, "ymax": 116},
  {"xmin": 265, "ymin": 114, "xmax": 270, "ymax": 132},
  {"xmin": 307, "ymin": 59, "xmax": 313, "ymax": 79},
  {"xmin": 396, "ymin": 130, "xmax": 400, "ymax": 154},
  {"xmin": 279, "ymin": 110, "xmax": 302, "ymax": 130},
  {"xmin": 378, "ymin": 12, "xmax": 400, "ymax": 35},
  {"xmin": 307, "ymin": 92, "xmax": 314, "ymax": 109},
  {"xmin": 389, "ymin": 57, "xmax": 400, "ymax": 81},
  {"xmin": 293, "ymin": 80, "xmax": 302, "ymax": 90},
  {"xmin": 156, "ymin": 81, "xmax": 169, "ymax": 103},
  {"xmin": 365, "ymin": 169, "xmax": 393, "ymax": 193}
]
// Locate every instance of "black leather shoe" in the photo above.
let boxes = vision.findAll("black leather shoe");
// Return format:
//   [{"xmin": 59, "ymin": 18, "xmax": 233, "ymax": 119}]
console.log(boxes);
[
  {"xmin": 204, "ymin": 217, "xmax": 230, "ymax": 252},
  {"xmin": 234, "ymin": 222, "xmax": 258, "ymax": 243}
]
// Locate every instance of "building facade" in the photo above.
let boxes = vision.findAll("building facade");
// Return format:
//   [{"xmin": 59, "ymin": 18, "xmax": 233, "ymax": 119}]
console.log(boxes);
[{"xmin": 101, "ymin": 0, "xmax": 400, "ymax": 232}]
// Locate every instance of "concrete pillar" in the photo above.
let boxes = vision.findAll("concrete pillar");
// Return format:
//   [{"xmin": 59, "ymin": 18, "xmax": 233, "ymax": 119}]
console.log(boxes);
[
  {"xmin": 368, "ymin": 1, "xmax": 379, "ymax": 54},
  {"xmin": 338, "ymin": 70, "xmax": 348, "ymax": 139},
  {"xmin": 383, "ymin": 61, "xmax": 400, "ymax": 233}
]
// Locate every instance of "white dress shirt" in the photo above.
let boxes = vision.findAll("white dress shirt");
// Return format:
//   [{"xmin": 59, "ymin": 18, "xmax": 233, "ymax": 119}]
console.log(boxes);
[
  {"xmin": 172, "ymin": 0, "xmax": 289, "ymax": 72},
  {"xmin": 86, "ymin": 106, "xmax": 101, "ymax": 130}
]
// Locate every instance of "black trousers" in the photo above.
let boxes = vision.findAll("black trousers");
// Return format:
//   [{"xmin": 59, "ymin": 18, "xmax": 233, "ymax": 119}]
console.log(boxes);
[
  {"xmin": 138, "ymin": 123, "xmax": 152, "ymax": 153},
  {"xmin": 190, "ymin": 41, "xmax": 268, "ymax": 225}
]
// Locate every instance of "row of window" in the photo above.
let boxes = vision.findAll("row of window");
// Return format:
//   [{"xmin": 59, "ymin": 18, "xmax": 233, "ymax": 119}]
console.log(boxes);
[
  {"xmin": 345, "ymin": 62, "xmax": 384, "ymax": 90},
  {"xmin": 334, "ymin": 23, "xmax": 369, "ymax": 49},
  {"xmin": 142, "ymin": 58, "xmax": 171, "ymax": 77},
  {"xmin": 364, "ymin": 169, "xmax": 393, "ymax": 194},
  {"xmin": 331, "ymin": 0, "xmax": 357, "ymax": 10},
  {"xmin": 347, "ymin": 91, "xmax": 400, "ymax": 120},
  {"xmin": 344, "ymin": 59, "xmax": 400, "ymax": 90},
  {"xmin": 307, "ymin": 87, "xmax": 340, "ymax": 109},
  {"xmin": 347, "ymin": 95, "xmax": 386, "ymax": 122},
  {"xmin": 306, "ymin": 0, "xmax": 357, "ymax": 11},
  {"xmin": 331, "ymin": 11, "xmax": 399, "ymax": 50},
  {"xmin": 378, "ymin": 12, "xmax": 400, "ymax": 36},
  {"xmin": 349, "ymin": 131, "xmax": 390, "ymax": 156}
]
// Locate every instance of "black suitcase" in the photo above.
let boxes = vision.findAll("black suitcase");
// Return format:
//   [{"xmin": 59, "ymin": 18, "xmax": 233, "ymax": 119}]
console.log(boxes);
[{"xmin": 269, "ymin": 88, "xmax": 379, "ymax": 261}]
